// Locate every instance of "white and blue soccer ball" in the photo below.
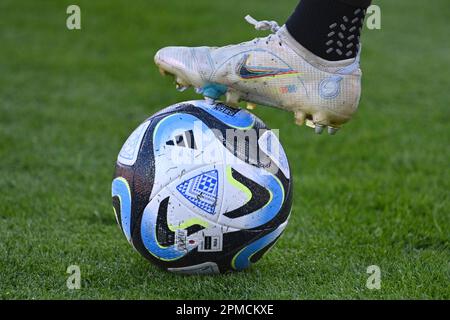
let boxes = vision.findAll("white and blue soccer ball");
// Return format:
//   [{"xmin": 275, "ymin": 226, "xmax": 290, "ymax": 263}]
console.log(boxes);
[{"xmin": 112, "ymin": 100, "xmax": 292, "ymax": 274}]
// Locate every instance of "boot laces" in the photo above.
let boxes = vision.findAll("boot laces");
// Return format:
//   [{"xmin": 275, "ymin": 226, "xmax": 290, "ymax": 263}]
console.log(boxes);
[
  {"xmin": 245, "ymin": 15, "xmax": 280, "ymax": 33},
  {"xmin": 244, "ymin": 15, "xmax": 282, "ymax": 46}
]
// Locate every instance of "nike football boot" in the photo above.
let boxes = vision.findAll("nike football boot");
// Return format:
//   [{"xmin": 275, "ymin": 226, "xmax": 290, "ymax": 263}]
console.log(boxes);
[{"xmin": 154, "ymin": 16, "xmax": 363, "ymax": 134}]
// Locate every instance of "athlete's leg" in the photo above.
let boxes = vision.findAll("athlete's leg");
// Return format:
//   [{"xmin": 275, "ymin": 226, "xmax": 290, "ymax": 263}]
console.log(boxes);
[{"xmin": 286, "ymin": 0, "xmax": 372, "ymax": 61}]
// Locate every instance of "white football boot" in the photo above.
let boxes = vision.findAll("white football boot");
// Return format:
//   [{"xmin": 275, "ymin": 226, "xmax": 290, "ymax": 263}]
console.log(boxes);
[{"xmin": 154, "ymin": 16, "xmax": 362, "ymax": 134}]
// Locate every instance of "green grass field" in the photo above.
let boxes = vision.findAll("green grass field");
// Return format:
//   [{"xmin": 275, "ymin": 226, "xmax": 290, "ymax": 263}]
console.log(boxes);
[{"xmin": 0, "ymin": 0, "xmax": 449, "ymax": 299}]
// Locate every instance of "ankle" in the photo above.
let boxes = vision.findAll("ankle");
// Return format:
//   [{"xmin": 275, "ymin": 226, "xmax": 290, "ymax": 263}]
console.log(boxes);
[
  {"xmin": 285, "ymin": 0, "xmax": 371, "ymax": 61},
  {"xmin": 279, "ymin": 26, "xmax": 358, "ymax": 73}
]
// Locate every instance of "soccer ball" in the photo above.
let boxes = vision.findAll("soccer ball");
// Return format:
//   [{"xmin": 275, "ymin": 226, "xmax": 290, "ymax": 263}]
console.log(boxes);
[{"xmin": 111, "ymin": 100, "xmax": 292, "ymax": 274}]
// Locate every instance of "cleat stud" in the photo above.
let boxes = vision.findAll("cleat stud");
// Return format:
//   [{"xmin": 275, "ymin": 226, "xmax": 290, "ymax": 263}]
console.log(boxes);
[
  {"xmin": 158, "ymin": 67, "xmax": 167, "ymax": 76},
  {"xmin": 294, "ymin": 111, "xmax": 306, "ymax": 126},
  {"xmin": 225, "ymin": 91, "xmax": 240, "ymax": 106},
  {"xmin": 175, "ymin": 83, "xmax": 189, "ymax": 92},
  {"xmin": 312, "ymin": 113, "xmax": 327, "ymax": 133},
  {"xmin": 202, "ymin": 84, "xmax": 228, "ymax": 100},
  {"xmin": 305, "ymin": 119, "xmax": 315, "ymax": 128},
  {"xmin": 314, "ymin": 124, "xmax": 325, "ymax": 134},
  {"xmin": 246, "ymin": 102, "xmax": 256, "ymax": 110},
  {"xmin": 205, "ymin": 97, "xmax": 216, "ymax": 105},
  {"xmin": 175, "ymin": 77, "xmax": 188, "ymax": 86},
  {"xmin": 328, "ymin": 126, "xmax": 339, "ymax": 135}
]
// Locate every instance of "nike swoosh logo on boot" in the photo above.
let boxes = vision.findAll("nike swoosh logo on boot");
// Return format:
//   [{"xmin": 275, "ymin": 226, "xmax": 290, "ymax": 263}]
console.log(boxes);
[{"xmin": 237, "ymin": 54, "xmax": 298, "ymax": 79}]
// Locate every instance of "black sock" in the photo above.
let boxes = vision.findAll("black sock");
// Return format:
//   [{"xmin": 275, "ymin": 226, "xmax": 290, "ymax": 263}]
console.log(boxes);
[{"xmin": 286, "ymin": 0, "xmax": 372, "ymax": 61}]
